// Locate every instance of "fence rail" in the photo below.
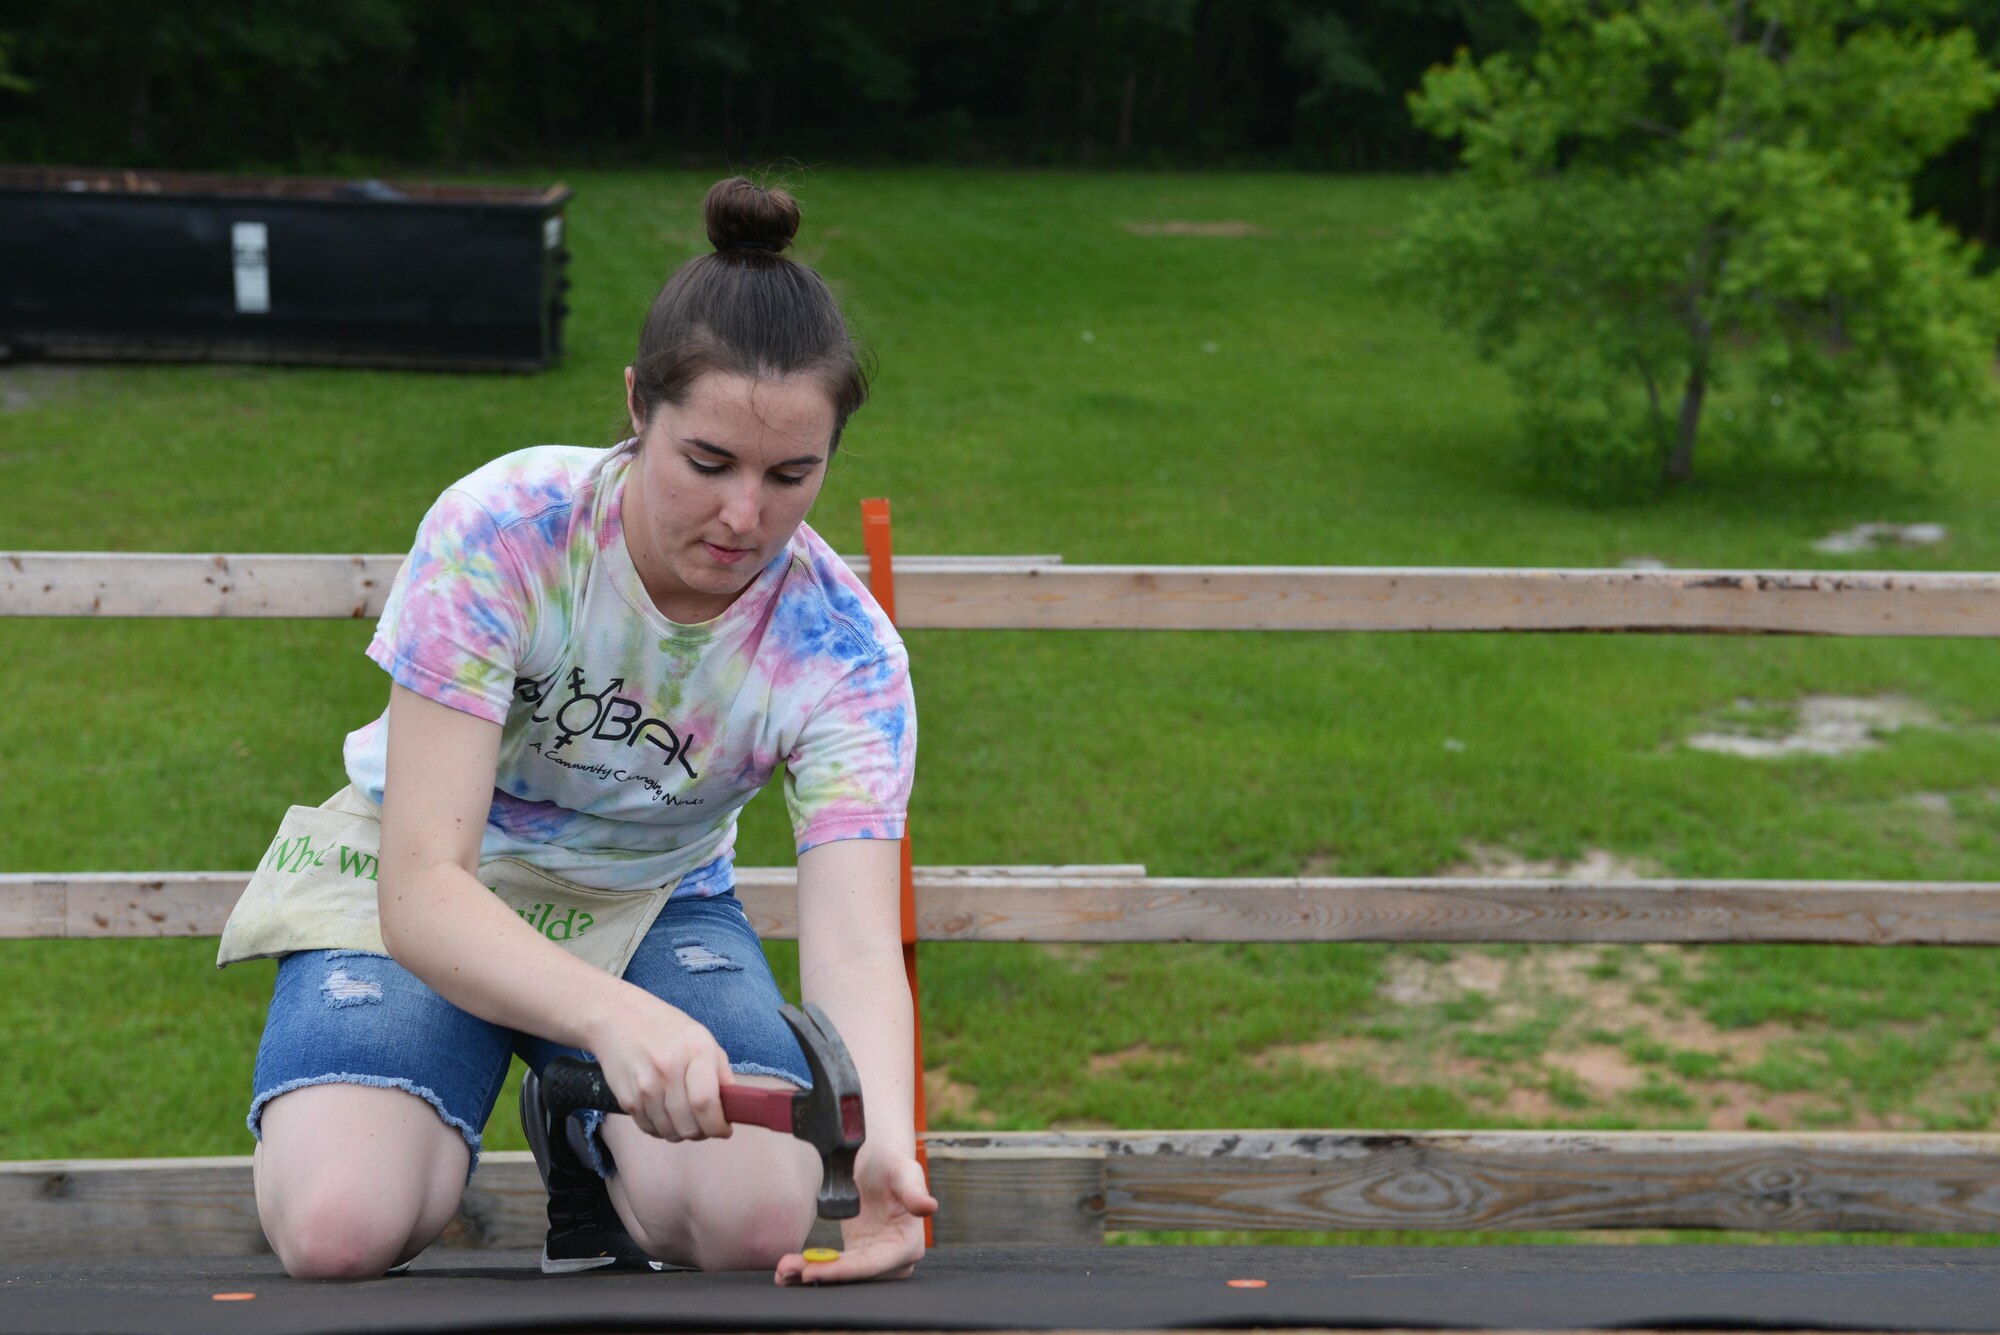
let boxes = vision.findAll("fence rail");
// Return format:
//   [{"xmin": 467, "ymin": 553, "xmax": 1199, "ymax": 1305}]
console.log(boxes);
[
  {"xmin": 11, "ymin": 1129, "xmax": 2000, "ymax": 1262},
  {"xmin": 8, "ymin": 553, "xmax": 1998, "ymax": 634},
  {"xmin": 10, "ymin": 551, "xmax": 2000, "ymax": 1253},
  {"xmin": 10, "ymin": 870, "xmax": 2000, "ymax": 946}
]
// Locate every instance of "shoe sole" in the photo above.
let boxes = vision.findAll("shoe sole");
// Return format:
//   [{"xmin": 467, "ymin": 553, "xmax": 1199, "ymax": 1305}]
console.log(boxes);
[
  {"xmin": 542, "ymin": 1249, "xmax": 674, "ymax": 1274},
  {"xmin": 541, "ymin": 1249, "xmax": 623, "ymax": 1274}
]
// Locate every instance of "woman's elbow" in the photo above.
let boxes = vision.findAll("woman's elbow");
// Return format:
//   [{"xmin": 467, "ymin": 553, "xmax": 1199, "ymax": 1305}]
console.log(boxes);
[{"xmin": 374, "ymin": 868, "xmax": 426, "ymax": 958}]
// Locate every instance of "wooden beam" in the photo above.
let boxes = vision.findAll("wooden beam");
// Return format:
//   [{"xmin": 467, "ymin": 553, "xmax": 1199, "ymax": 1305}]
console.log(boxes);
[
  {"xmin": 10, "ymin": 1129, "xmax": 2000, "ymax": 1260},
  {"xmin": 926, "ymin": 1130, "xmax": 2000, "ymax": 1235},
  {"xmin": 7, "ymin": 556, "xmax": 1996, "ymax": 635},
  {"xmin": 0, "ymin": 1154, "xmax": 549, "ymax": 1262},
  {"xmin": 9, "ymin": 871, "xmax": 2000, "ymax": 945},
  {"xmin": 0, "ymin": 553, "xmax": 1059, "ymax": 619},
  {"xmin": 895, "ymin": 566, "xmax": 2000, "ymax": 635},
  {"xmin": 927, "ymin": 1144, "xmax": 1108, "ymax": 1246},
  {"xmin": 0, "ymin": 866, "xmax": 1151, "ymax": 941},
  {"xmin": 878, "ymin": 876, "xmax": 2000, "ymax": 946}
]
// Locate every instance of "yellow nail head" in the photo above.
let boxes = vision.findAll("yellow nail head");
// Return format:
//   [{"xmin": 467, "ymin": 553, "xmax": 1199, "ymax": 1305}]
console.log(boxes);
[{"xmin": 803, "ymin": 1247, "xmax": 840, "ymax": 1263}]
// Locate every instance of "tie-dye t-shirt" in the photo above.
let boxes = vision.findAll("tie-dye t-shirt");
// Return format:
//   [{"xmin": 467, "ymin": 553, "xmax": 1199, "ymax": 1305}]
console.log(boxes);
[{"xmin": 341, "ymin": 444, "xmax": 913, "ymax": 894}]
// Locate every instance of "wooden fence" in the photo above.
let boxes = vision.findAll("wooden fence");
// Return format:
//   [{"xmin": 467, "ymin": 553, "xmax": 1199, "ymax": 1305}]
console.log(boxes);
[{"xmin": 5, "ymin": 551, "xmax": 1999, "ymax": 1261}]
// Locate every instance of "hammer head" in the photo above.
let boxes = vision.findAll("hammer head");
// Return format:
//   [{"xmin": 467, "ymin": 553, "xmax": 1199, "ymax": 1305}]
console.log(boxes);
[{"xmin": 779, "ymin": 1001, "xmax": 867, "ymax": 1219}]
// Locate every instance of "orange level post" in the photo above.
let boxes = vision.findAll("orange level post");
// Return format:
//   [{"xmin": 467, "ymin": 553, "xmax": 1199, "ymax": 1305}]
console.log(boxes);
[{"xmin": 860, "ymin": 497, "xmax": 930, "ymax": 1245}]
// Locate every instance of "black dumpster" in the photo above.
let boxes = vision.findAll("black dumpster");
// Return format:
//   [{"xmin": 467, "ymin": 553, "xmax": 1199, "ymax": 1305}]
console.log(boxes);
[{"xmin": 0, "ymin": 167, "xmax": 572, "ymax": 372}]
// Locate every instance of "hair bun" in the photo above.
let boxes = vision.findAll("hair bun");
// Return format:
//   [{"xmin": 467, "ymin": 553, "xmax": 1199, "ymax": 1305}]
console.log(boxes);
[{"xmin": 703, "ymin": 176, "xmax": 800, "ymax": 256}]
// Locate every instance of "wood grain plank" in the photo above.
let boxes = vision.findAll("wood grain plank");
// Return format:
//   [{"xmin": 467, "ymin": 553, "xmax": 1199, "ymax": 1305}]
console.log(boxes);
[
  {"xmin": 0, "ymin": 867, "xmax": 1141, "ymax": 940},
  {"xmin": 927, "ymin": 1145, "xmax": 1108, "ymax": 1246},
  {"xmin": 895, "ymin": 567, "xmax": 2000, "ymax": 635},
  {"xmin": 0, "ymin": 1156, "xmax": 269, "ymax": 1260},
  {"xmin": 8, "ymin": 557, "xmax": 1996, "ymax": 635},
  {"xmin": 891, "ymin": 877, "xmax": 2000, "ymax": 946},
  {"xmin": 0, "ymin": 1154, "xmax": 549, "ymax": 1262},
  {"xmin": 1, "ymin": 553, "xmax": 405, "ymax": 618},
  {"xmin": 11, "ymin": 1131, "xmax": 2000, "ymax": 1260},
  {"xmin": 0, "ymin": 553, "xmax": 1056, "ymax": 619},
  {"xmin": 925, "ymin": 1131, "xmax": 2000, "ymax": 1234},
  {"xmin": 9, "ymin": 872, "xmax": 2000, "ymax": 945}
]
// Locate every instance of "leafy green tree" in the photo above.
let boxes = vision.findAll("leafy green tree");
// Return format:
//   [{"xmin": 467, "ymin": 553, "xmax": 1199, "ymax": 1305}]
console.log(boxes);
[{"xmin": 1387, "ymin": 0, "xmax": 2000, "ymax": 491}]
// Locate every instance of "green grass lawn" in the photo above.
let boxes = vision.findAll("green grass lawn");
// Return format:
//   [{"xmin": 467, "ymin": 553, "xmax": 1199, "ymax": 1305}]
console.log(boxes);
[{"xmin": 3, "ymin": 168, "xmax": 1998, "ymax": 1246}]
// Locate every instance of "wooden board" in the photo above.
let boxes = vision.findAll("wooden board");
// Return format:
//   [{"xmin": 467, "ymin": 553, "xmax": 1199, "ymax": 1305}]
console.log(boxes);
[
  {"xmin": 881, "ymin": 876, "xmax": 2000, "ymax": 945},
  {"xmin": 0, "ymin": 553, "xmax": 1056, "ymax": 619},
  {"xmin": 0, "ymin": 1154, "xmax": 548, "ymax": 1262},
  {"xmin": 8, "ymin": 555, "xmax": 1997, "ymax": 635},
  {"xmin": 10, "ymin": 1129, "xmax": 2000, "ymax": 1261},
  {"xmin": 926, "ymin": 1131, "xmax": 2000, "ymax": 1235},
  {"xmin": 894, "ymin": 566, "xmax": 2000, "ymax": 635},
  {"xmin": 9, "ymin": 871, "xmax": 2000, "ymax": 945},
  {"xmin": 927, "ymin": 1144, "xmax": 1107, "ymax": 1246}
]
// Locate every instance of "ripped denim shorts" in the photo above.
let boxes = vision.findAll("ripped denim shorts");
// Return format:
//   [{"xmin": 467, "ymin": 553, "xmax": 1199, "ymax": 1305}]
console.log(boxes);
[{"xmin": 246, "ymin": 865, "xmax": 808, "ymax": 1182}]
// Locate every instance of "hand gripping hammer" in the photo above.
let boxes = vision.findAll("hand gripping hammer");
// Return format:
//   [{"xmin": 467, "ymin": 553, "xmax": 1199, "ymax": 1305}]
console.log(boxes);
[{"xmin": 540, "ymin": 1001, "xmax": 868, "ymax": 1219}]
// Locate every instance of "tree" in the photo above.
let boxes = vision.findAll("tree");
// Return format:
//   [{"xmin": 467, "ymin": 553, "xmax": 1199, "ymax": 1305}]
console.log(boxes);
[{"xmin": 1386, "ymin": 0, "xmax": 2000, "ymax": 492}]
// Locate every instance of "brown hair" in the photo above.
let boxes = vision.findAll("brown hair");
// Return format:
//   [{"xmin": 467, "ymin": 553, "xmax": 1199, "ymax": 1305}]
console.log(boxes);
[{"xmin": 627, "ymin": 176, "xmax": 869, "ymax": 451}]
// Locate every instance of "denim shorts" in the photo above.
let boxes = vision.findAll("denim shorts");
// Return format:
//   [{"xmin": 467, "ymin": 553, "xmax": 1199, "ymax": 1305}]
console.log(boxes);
[{"xmin": 247, "ymin": 880, "xmax": 808, "ymax": 1181}]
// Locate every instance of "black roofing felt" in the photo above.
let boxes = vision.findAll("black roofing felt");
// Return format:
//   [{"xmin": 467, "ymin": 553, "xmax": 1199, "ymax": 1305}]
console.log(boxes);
[{"xmin": 4, "ymin": 1245, "xmax": 1998, "ymax": 1335}]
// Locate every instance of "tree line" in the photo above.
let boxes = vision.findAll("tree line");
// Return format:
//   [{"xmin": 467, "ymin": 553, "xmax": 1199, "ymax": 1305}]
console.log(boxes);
[
  {"xmin": 1, "ymin": 1, "xmax": 1990, "ymax": 251},
  {"xmin": 0, "ymin": 1, "xmax": 1532, "ymax": 171}
]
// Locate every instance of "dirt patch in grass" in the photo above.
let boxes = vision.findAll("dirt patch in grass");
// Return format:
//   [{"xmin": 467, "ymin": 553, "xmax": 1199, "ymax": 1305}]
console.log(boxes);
[
  {"xmin": 1123, "ymin": 220, "xmax": 1267, "ymax": 237},
  {"xmin": 1252, "ymin": 929, "xmax": 1890, "ymax": 1130},
  {"xmin": 1253, "ymin": 841, "xmax": 1992, "ymax": 1134},
  {"xmin": 1088, "ymin": 1043, "xmax": 1184, "ymax": 1074},
  {"xmin": 1686, "ymin": 695, "xmax": 1937, "ymax": 758},
  {"xmin": 1442, "ymin": 844, "xmax": 1660, "ymax": 880},
  {"xmin": 1544, "ymin": 1046, "xmax": 1648, "ymax": 1098},
  {"xmin": 1250, "ymin": 1036, "xmax": 1379, "ymax": 1073},
  {"xmin": 1811, "ymin": 522, "xmax": 1947, "ymax": 554},
  {"xmin": 1380, "ymin": 950, "xmax": 1508, "ymax": 1005},
  {"xmin": 925, "ymin": 1065, "xmax": 998, "ymax": 1128},
  {"xmin": 1701, "ymin": 1080, "xmax": 1876, "ymax": 1131}
]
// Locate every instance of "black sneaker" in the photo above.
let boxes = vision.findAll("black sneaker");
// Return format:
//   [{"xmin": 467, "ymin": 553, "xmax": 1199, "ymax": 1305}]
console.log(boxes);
[{"xmin": 519, "ymin": 1068, "xmax": 660, "ymax": 1273}]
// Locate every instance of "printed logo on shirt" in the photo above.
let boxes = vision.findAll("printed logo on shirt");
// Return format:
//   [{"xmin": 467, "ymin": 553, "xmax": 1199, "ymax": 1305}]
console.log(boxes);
[{"xmin": 515, "ymin": 667, "xmax": 702, "ymax": 791}]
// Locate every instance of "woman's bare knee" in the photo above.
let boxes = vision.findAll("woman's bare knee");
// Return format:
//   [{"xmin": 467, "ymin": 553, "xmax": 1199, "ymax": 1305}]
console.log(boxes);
[
  {"xmin": 690, "ymin": 1189, "xmax": 816, "ymax": 1271},
  {"xmin": 254, "ymin": 1082, "xmax": 469, "ymax": 1279},
  {"xmin": 602, "ymin": 1106, "xmax": 819, "ymax": 1271}
]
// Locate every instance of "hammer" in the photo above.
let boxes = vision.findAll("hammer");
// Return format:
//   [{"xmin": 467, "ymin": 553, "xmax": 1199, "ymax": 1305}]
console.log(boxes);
[{"xmin": 540, "ymin": 1001, "xmax": 867, "ymax": 1219}]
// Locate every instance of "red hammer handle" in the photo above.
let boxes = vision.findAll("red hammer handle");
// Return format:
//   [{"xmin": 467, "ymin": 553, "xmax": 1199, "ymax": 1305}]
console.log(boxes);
[{"xmin": 720, "ymin": 1083, "xmax": 795, "ymax": 1135}]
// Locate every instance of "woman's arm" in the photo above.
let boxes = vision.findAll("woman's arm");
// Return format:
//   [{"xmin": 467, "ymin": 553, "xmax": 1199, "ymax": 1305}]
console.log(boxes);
[
  {"xmin": 778, "ymin": 836, "xmax": 938, "ymax": 1284},
  {"xmin": 376, "ymin": 682, "xmax": 735, "ymax": 1141}
]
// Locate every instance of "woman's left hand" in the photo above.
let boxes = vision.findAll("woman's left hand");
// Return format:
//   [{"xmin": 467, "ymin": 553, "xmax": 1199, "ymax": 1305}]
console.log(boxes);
[{"xmin": 773, "ymin": 1151, "xmax": 938, "ymax": 1285}]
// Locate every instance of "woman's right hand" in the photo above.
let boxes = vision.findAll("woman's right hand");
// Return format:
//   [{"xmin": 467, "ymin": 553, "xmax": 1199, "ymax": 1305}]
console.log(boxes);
[{"xmin": 585, "ymin": 988, "xmax": 736, "ymax": 1142}]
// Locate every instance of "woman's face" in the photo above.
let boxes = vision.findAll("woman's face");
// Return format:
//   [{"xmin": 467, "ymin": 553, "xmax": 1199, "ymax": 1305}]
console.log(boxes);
[{"xmin": 623, "ymin": 367, "xmax": 835, "ymax": 623}]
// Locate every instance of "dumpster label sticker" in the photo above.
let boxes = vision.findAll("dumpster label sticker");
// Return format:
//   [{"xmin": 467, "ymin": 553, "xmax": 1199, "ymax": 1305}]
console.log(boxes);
[
  {"xmin": 544, "ymin": 216, "xmax": 563, "ymax": 250},
  {"xmin": 232, "ymin": 222, "xmax": 270, "ymax": 315}
]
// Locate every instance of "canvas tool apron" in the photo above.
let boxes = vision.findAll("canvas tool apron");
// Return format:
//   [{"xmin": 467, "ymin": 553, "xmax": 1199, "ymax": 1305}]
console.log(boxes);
[{"xmin": 216, "ymin": 452, "xmax": 680, "ymax": 978}]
